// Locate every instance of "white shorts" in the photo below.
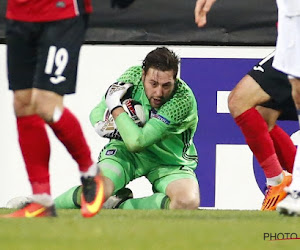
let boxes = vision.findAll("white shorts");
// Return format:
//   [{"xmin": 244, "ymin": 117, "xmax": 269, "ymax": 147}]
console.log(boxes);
[{"xmin": 273, "ymin": 0, "xmax": 300, "ymax": 78}]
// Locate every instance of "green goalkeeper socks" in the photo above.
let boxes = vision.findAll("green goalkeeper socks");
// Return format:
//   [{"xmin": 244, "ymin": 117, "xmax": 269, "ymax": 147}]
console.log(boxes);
[
  {"xmin": 119, "ymin": 193, "xmax": 170, "ymax": 209},
  {"xmin": 54, "ymin": 185, "xmax": 82, "ymax": 209}
]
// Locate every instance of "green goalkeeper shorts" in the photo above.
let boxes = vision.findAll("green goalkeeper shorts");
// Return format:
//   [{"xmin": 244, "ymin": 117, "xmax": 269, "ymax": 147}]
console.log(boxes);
[{"xmin": 98, "ymin": 140, "xmax": 198, "ymax": 194}]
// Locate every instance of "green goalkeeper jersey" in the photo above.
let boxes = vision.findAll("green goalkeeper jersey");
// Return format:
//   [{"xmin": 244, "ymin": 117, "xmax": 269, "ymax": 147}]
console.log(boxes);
[{"xmin": 90, "ymin": 66, "xmax": 198, "ymax": 169}]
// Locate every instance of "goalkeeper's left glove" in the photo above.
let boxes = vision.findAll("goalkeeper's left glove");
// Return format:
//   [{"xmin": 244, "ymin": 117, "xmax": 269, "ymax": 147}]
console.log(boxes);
[
  {"xmin": 111, "ymin": 0, "xmax": 135, "ymax": 8},
  {"xmin": 105, "ymin": 82, "xmax": 132, "ymax": 113},
  {"xmin": 94, "ymin": 119, "xmax": 121, "ymax": 140}
]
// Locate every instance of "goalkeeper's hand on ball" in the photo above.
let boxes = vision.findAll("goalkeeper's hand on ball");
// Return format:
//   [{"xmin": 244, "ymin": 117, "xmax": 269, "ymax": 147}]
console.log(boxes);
[
  {"xmin": 105, "ymin": 82, "xmax": 133, "ymax": 113},
  {"xmin": 95, "ymin": 99, "xmax": 146, "ymax": 140}
]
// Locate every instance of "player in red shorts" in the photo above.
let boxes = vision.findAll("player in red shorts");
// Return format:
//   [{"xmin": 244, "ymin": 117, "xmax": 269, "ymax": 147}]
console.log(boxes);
[{"xmin": 3, "ymin": 0, "xmax": 104, "ymax": 218}]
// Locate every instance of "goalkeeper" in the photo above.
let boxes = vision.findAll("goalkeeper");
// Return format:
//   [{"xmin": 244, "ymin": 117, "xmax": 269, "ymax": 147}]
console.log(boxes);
[{"xmin": 54, "ymin": 47, "xmax": 200, "ymax": 210}]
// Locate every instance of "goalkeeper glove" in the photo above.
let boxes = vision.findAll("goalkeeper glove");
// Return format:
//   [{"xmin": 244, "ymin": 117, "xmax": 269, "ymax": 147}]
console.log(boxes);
[
  {"xmin": 105, "ymin": 82, "xmax": 132, "ymax": 113},
  {"xmin": 111, "ymin": 0, "xmax": 135, "ymax": 8},
  {"xmin": 94, "ymin": 119, "xmax": 121, "ymax": 140},
  {"xmin": 94, "ymin": 99, "xmax": 145, "ymax": 140}
]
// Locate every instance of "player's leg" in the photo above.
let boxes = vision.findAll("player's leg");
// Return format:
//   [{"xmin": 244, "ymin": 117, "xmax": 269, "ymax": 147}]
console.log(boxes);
[
  {"xmin": 270, "ymin": 125, "xmax": 296, "ymax": 173},
  {"xmin": 256, "ymin": 105, "xmax": 280, "ymax": 131},
  {"xmin": 5, "ymin": 186, "xmax": 82, "ymax": 209},
  {"xmin": 148, "ymin": 166, "xmax": 199, "ymax": 210},
  {"xmin": 117, "ymin": 165, "xmax": 199, "ymax": 210},
  {"xmin": 165, "ymin": 178, "xmax": 199, "ymax": 209},
  {"xmin": 53, "ymin": 141, "xmax": 134, "ymax": 209},
  {"xmin": 289, "ymin": 77, "xmax": 300, "ymax": 189},
  {"xmin": 14, "ymin": 90, "xmax": 53, "ymax": 199},
  {"xmin": 3, "ymin": 21, "xmax": 56, "ymax": 217},
  {"xmin": 228, "ymin": 74, "xmax": 271, "ymax": 118},
  {"xmin": 277, "ymin": 78, "xmax": 300, "ymax": 215},
  {"xmin": 53, "ymin": 185, "xmax": 169, "ymax": 209},
  {"xmin": 228, "ymin": 55, "xmax": 284, "ymax": 187},
  {"xmin": 54, "ymin": 186, "xmax": 82, "ymax": 209},
  {"xmin": 3, "ymin": 16, "xmax": 102, "ymax": 218},
  {"xmin": 53, "ymin": 176, "xmax": 115, "ymax": 209},
  {"xmin": 97, "ymin": 154, "xmax": 198, "ymax": 210},
  {"xmin": 33, "ymin": 16, "xmax": 104, "ymax": 217},
  {"xmin": 53, "ymin": 180, "xmax": 132, "ymax": 209},
  {"xmin": 35, "ymin": 16, "xmax": 95, "ymax": 173},
  {"xmin": 97, "ymin": 142, "xmax": 137, "ymax": 207},
  {"xmin": 256, "ymin": 105, "xmax": 296, "ymax": 173},
  {"xmin": 118, "ymin": 193, "xmax": 170, "ymax": 209},
  {"xmin": 53, "ymin": 176, "xmax": 168, "ymax": 210},
  {"xmin": 228, "ymin": 54, "xmax": 295, "ymax": 210}
]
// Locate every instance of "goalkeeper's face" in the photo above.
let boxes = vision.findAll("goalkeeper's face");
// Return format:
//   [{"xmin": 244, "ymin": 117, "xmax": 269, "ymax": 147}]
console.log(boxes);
[{"xmin": 143, "ymin": 68, "xmax": 176, "ymax": 109}]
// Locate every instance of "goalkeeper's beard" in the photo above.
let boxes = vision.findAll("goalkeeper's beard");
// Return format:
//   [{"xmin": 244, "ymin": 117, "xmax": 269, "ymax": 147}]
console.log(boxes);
[{"xmin": 150, "ymin": 97, "xmax": 164, "ymax": 109}]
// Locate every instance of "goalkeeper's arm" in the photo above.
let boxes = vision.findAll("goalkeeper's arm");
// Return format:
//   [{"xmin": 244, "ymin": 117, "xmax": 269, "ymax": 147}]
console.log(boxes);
[
  {"xmin": 89, "ymin": 96, "xmax": 107, "ymax": 126},
  {"xmin": 113, "ymin": 108, "xmax": 169, "ymax": 152},
  {"xmin": 89, "ymin": 97, "xmax": 122, "ymax": 139}
]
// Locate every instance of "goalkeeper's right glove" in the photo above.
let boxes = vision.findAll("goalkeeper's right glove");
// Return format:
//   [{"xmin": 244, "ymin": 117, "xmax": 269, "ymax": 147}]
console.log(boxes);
[{"xmin": 105, "ymin": 82, "xmax": 133, "ymax": 113}]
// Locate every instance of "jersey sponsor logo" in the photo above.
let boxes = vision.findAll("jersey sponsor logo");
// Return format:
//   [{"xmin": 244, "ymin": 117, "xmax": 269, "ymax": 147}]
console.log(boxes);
[
  {"xmin": 152, "ymin": 114, "xmax": 170, "ymax": 125},
  {"xmin": 105, "ymin": 149, "xmax": 117, "ymax": 156},
  {"xmin": 150, "ymin": 109, "xmax": 170, "ymax": 125}
]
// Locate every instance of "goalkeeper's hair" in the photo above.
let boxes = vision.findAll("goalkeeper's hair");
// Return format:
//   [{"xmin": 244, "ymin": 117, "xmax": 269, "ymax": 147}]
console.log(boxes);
[{"xmin": 142, "ymin": 47, "xmax": 180, "ymax": 79}]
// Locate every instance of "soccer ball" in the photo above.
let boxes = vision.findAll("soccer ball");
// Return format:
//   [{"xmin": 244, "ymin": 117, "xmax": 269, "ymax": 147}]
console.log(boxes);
[
  {"xmin": 103, "ymin": 99, "xmax": 146, "ymax": 127},
  {"xmin": 122, "ymin": 99, "xmax": 146, "ymax": 126}
]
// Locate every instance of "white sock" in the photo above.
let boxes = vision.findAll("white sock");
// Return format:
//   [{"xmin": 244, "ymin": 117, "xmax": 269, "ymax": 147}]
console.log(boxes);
[
  {"xmin": 266, "ymin": 172, "xmax": 284, "ymax": 186},
  {"xmin": 80, "ymin": 163, "xmax": 98, "ymax": 178},
  {"xmin": 31, "ymin": 193, "xmax": 54, "ymax": 207},
  {"xmin": 52, "ymin": 106, "xmax": 63, "ymax": 122}
]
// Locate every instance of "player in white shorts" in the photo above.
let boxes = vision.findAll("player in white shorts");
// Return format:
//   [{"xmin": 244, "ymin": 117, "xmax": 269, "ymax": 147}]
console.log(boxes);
[{"xmin": 273, "ymin": 0, "xmax": 300, "ymax": 216}]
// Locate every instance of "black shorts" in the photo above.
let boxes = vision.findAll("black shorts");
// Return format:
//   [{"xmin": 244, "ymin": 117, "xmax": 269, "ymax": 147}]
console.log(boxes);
[
  {"xmin": 247, "ymin": 52, "xmax": 297, "ymax": 121},
  {"xmin": 6, "ymin": 15, "xmax": 89, "ymax": 96}
]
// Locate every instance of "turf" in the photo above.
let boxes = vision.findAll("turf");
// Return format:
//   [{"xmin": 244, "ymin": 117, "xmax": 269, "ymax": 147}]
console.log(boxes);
[{"xmin": 0, "ymin": 209, "xmax": 300, "ymax": 250}]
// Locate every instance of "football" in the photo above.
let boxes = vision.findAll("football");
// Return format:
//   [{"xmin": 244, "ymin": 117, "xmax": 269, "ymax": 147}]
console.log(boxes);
[
  {"xmin": 97, "ymin": 99, "xmax": 146, "ymax": 139},
  {"xmin": 122, "ymin": 98, "xmax": 146, "ymax": 126},
  {"xmin": 103, "ymin": 98, "xmax": 146, "ymax": 126}
]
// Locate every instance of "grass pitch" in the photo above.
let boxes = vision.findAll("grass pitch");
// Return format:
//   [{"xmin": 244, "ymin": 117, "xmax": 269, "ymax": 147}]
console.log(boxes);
[{"xmin": 0, "ymin": 209, "xmax": 300, "ymax": 250}]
